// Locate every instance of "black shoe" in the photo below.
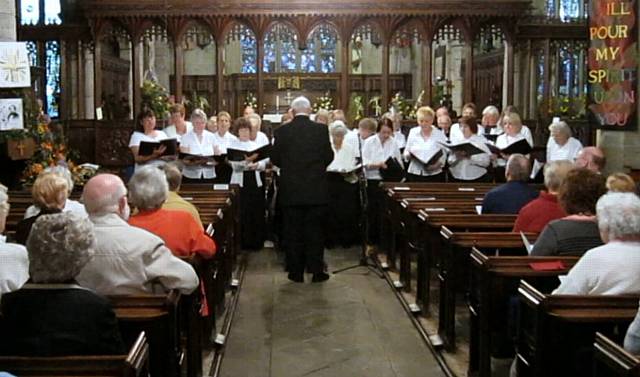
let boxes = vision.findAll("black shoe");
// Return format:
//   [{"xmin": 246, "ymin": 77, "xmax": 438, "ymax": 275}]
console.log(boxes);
[
  {"xmin": 312, "ymin": 272, "xmax": 330, "ymax": 283},
  {"xmin": 287, "ymin": 272, "xmax": 303, "ymax": 283}
]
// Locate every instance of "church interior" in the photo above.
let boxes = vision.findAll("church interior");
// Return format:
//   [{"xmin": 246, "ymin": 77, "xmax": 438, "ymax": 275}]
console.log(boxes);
[{"xmin": 0, "ymin": 0, "xmax": 640, "ymax": 376}]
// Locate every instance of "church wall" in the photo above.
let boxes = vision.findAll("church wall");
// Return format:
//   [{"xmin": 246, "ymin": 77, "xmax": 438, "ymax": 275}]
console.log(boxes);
[{"xmin": 184, "ymin": 43, "xmax": 216, "ymax": 75}]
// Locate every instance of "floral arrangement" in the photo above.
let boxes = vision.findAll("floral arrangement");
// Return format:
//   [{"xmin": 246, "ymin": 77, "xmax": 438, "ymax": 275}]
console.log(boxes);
[
  {"xmin": 390, "ymin": 92, "xmax": 414, "ymax": 119},
  {"xmin": 312, "ymin": 92, "xmax": 334, "ymax": 112},
  {"xmin": 538, "ymin": 95, "xmax": 587, "ymax": 120},
  {"xmin": 141, "ymin": 79, "xmax": 170, "ymax": 119},
  {"xmin": 244, "ymin": 92, "xmax": 257, "ymax": 110},
  {"xmin": 369, "ymin": 96, "xmax": 382, "ymax": 117},
  {"xmin": 184, "ymin": 91, "xmax": 210, "ymax": 115}
]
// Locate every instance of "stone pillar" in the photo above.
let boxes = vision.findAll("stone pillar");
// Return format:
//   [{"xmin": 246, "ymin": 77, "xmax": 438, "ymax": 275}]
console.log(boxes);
[{"xmin": 0, "ymin": 0, "xmax": 16, "ymax": 42}]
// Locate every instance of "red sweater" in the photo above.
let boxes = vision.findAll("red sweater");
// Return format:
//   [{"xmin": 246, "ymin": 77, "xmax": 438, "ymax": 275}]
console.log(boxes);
[
  {"xmin": 513, "ymin": 191, "xmax": 567, "ymax": 234},
  {"xmin": 129, "ymin": 208, "xmax": 216, "ymax": 258}
]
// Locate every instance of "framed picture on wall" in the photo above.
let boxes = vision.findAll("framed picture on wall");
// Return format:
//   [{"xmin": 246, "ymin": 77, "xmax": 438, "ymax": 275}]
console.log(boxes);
[
  {"xmin": 0, "ymin": 98, "xmax": 24, "ymax": 131},
  {"xmin": 0, "ymin": 42, "xmax": 31, "ymax": 88}
]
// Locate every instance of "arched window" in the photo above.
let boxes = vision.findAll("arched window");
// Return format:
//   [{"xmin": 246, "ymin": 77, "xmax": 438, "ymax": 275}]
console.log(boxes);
[
  {"xmin": 20, "ymin": 0, "xmax": 61, "ymax": 25},
  {"xmin": 301, "ymin": 25, "xmax": 338, "ymax": 73},
  {"xmin": 263, "ymin": 23, "xmax": 298, "ymax": 73},
  {"xmin": 18, "ymin": 0, "xmax": 62, "ymax": 117}
]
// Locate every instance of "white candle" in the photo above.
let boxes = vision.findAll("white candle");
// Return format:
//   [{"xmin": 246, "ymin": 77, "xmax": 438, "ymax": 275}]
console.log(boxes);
[{"xmin": 276, "ymin": 95, "xmax": 280, "ymax": 109}]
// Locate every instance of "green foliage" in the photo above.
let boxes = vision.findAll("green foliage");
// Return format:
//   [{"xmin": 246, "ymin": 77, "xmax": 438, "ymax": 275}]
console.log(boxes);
[
  {"xmin": 141, "ymin": 80, "xmax": 170, "ymax": 119},
  {"xmin": 184, "ymin": 91, "xmax": 210, "ymax": 115}
]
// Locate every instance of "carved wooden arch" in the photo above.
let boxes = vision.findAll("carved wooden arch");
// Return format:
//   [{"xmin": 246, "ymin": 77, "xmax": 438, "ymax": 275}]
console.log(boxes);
[
  {"xmin": 244, "ymin": 14, "xmax": 273, "ymax": 42},
  {"xmin": 200, "ymin": 16, "xmax": 238, "ymax": 46},
  {"xmin": 172, "ymin": 18, "xmax": 219, "ymax": 49},
  {"xmin": 120, "ymin": 16, "xmax": 162, "ymax": 44},
  {"xmin": 374, "ymin": 15, "xmax": 410, "ymax": 46},
  {"xmin": 331, "ymin": 15, "xmax": 360, "ymax": 45},
  {"xmin": 302, "ymin": 18, "xmax": 342, "ymax": 43},
  {"xmin": 348, "ymin": 16, "xmax": 385, "ymax": 48},
  {"xmin": 388, "ymin": 16, "xmax": 424, "ymax": 45},
  {"xmin": 257, "ymin": 17, "xmax": 303, "ymax": 50},
  {"xmin": 451, "ymin": 16, "xmax": 483, "ymax": 44},
  {"xmin": 90, "ymin": 17, "xmax": 132, "ymax": 43},
  {"xmin": 284, "ymin": 15, "xmax": 325, "ymax": 50}
]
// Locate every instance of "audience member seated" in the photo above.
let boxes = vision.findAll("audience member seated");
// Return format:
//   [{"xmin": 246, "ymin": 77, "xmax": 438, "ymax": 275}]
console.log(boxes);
[
  {"xmin": 15, "ymin": 173, "xmax": 67, "ymax": 245},
  {"xmin": 554, "ymin": 192, "xmax": 640, "ymax": 295},
  {"xmin": 546, "ymin": 121, "xmax": 583, "ymax": 162},
  {"xmin": 0, "ymin": 212, "xmax": 125, "ymax": 356},
  {"xmin": 128, "ymin": 166, "xmax": 216, "ymax": 259},
  {"xmin": 575, "ymin": 146, "xmax": 606, "ymax": 174},
  {"xmin": 606, "ymin": 172, "xmax": 636, "ymax": 193},
  {"xmin": 76, "ymin": 174, "xmax": 199, "ymax": 295},
  {"xmin": 481, "ymin": 154, "xmax": 538, "ymax": 214},
  {"xmin": 513, "ymin": 160, "xmax": 573, "ymax": 233},
  {"xmin": 161, "ymin": 163, "xmax": 203, "ymax": 227},
  {"xmin": 0, "ymin": 185, "xmax": 28, "ymax": 298},
  {"xmin": 531, "ymin": 168, "xmax": 606, "ymax": 256},
  {"xmin": 24, "ymin": 165, "xmax": 86, "ymax": 219}
]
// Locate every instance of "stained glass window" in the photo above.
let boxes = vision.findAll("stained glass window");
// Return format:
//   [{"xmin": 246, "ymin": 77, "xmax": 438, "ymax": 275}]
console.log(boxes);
[
  {"xmin": 26, "ymin": 41, "xmax": 38, "ymax": 67},
  {"xmin": 546, "ymin": 0, "xmax": 584, "ymax": 20},
  {"xmin": 239, "ymin": 26, "xmax": 257, "ymax": 74},
  {"xmin": 45, "ymin": 40, "xmax": 60, "ymax": 118},
  {"xmin": 263, "ymin": 24, "xmax": 298, "ymax": 73},
  {"xmin": 301, "ymin": 25, "xmax": 337, "ymax": 73},
  {"xmin": 44, "ymin": 0, "xmax": 61, "ymax": 25},
  {"xmin": 20, "ymin": 0, "xmax": 39, "ymax": 25}
]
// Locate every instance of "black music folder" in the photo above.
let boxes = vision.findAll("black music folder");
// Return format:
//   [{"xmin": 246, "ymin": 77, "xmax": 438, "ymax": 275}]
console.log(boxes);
[
  {"xmin": 380, "ymin": 157, "xmax": 404, "ymax": 182},
  {"xmin": 438, "ymin": 141, "xmax": 486, "ymax": 156},
  {"xmin": 138, "ymin": 138, "xmax": 178, "ymax": 157},
  {"xmin": 410, "ymin": 148, "xmax": 444, "ymax": 166},
  {"xmin": 179, "ymin": 152, "xmax": 215, "ymax": 164},
  {"xmin": 485, "ymin": 138, "xmax": 532, "ymax": 155},
  {"xmin": 227, "ymin": 144, "xmax": 271, "ymax": 162}
]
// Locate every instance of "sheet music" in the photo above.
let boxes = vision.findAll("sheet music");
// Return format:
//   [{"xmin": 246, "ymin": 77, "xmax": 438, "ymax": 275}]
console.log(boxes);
[
  {"xmin": 520, "ymin": 231, "xmax": 534, "ymax": 254},
  {"xmin": 530, "ymin": 159, "xmax": 545, "ymax": 180}
]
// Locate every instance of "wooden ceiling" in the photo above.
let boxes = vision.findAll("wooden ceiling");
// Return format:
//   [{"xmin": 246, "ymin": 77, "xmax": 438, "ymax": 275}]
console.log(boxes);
[{"xmin": 81, "ymin": 0, "xmax": 532, "ymax": 17}]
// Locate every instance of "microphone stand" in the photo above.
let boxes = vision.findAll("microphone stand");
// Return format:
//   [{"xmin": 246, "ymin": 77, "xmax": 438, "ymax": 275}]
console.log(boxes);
[{"xmin": 332, "ymin": 134, "xmax": 384, "ymax": 278}]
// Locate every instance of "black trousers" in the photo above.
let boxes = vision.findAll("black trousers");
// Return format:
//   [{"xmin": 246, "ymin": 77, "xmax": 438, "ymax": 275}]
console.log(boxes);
[
  {"xmin": 366, "ymin": 180, "xmax": 383, "ymax": 245},
  {"xmin": 240, "ymin": 172, "xmax": 265, "ymax": 250},
  {"xmin": 282, "ymin": 205, "xmax": 327, "ymax": 274}
]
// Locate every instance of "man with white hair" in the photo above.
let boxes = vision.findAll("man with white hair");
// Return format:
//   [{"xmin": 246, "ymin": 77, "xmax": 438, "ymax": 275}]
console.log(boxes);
[
  {"xmin": 76, "ymin": 173, "xmax": 199, "ymax": 295},
  {"xmin": 0, "ymin": 184, "xmax": 29, "ymax": 298},
  {"xmin": 554, "ymin": 192, "xmax": 640, "ymax": 295},
  {"xmin": 481, "ymin": 105, "xmax": 501, "ymax": 134},
  {"xmin": 481, "ymin": 154, "xmax": 538, "ymax": 214},
  {"xmin": 271, "ymin": 96, "xmax": 334, "ymax": 283},
  {"xmin": 575, "ymin": 146, "xmax": 606, "ymax": 174}
]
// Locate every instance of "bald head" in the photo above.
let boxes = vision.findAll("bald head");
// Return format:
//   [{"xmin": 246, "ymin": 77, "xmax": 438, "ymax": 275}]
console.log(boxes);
[
  {"xmin": 575, "ymin": 146, "xmax": 606, "ymax": 173},
  {"xmin": 506, "ymin": 154, "xmax": 531, "ymax": 182},
  {"xmin": 82, "ymin": 174, "xmax": 127, "ymax": 216}
]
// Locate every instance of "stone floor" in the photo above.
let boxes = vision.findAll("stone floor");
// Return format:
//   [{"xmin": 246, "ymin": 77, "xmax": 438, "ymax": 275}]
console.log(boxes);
[{"xmin": 219, "ymin": 247, "xmax": 445, "ymax": 377}]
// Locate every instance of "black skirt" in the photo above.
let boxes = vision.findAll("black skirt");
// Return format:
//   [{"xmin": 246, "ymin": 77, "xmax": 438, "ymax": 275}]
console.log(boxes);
[
  {"xmin": 326, "ymin": 172, "xmax": 361, "ymax": 248},
  {"xmin": 240, "ymin": 171, "xmax": 266, "ymax": 250}
]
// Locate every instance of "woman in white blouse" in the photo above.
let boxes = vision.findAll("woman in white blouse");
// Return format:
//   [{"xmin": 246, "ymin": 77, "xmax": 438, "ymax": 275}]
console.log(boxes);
[
  {"xmin": 229, "ymin": 117, "xmax": 268, "ymax": 250},
  {"xmin": 179, "ymin": 109, "xmax": 217, "ymax": 183},
  {"xmin": 326, "ymin": 121, "xmax": 360, "ymax": 248},
  {"xmin": 404, "ymin": 106, "xmax": 447, "ymax": 182},
  {"xmin": 0, "ymin": 185, "xmax": 29, "ymax": 298},
  {"xmin": 546, "ymin": 120, "xmax": 583, "ymax": 162},
  {"xmin": 129, "ymin": 109, "xmax": 172, "ymax": 172},
  {"xmin": 212, "ymin": 111, "xmax": 238, "ymax": 183},
  {"xmin": 447, "ymin": 116, "xmax": 491, "ymax": 182},
  {"xmin": 495, "ymin": 112, "xmax": 533, "ymax": 160},
  {"xmin": 163, "ymin": 103, "xmax": 193, "ymax": 142},
  {"xmin": 362, "ymin": 118, "xmax": 403, "ymax": 245}
]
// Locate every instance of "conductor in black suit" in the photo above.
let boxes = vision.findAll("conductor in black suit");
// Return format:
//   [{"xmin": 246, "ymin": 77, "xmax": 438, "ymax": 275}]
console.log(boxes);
[{"xmin": 271, "ymin": 96, "xmax": 334, "ymax": 283}]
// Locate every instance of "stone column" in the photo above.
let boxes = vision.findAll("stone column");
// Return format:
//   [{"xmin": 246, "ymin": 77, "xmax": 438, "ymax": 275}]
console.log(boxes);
[{"xmin": 0, "ymin": 0, "xmax": 16, "ymax": 42}]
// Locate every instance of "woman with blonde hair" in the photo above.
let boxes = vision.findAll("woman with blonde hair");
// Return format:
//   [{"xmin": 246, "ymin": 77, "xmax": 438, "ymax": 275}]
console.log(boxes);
[
  {"xmin": 15, "ymin": 173, "xmax": 68, "ymax": 245},
  {"xmin": 606, "ymin": 172, "xmax": 636, "ymax": 193},
  {"xmin": 211, "ymin": 111, "xmax": 238, "ymax": 183},
  {"xmin": 404, "ymin": 106, "xmax": 447, "ymax": 182}
]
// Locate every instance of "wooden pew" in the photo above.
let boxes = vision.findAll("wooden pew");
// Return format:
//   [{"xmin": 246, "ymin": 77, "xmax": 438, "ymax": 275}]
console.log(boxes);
[
  {"xmin": 468, "ymin": 247, "xmax": 579, "ymax": 377},
  {"xmin": 110, "ymin": 291, "xmax": 183, "ymax": 377},
  {"xmin": 438, "ymin": 227, "xmax": 535, "ymax": 351},
  {"xmin": 0, "ymin": 331, "xmax": 149, "ymax": 377},
  {"xmin": 411, "ymin": 213, "xmax": 516, "ymax": 312},
  {"xmin": 594, "ymin": 332, "xmax": 640, "ymax": 377},
  {"xmin": 516, "ymin": 281, "xmax": 639, "ymax": 377}
]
